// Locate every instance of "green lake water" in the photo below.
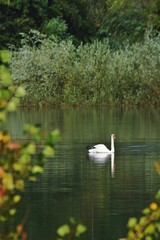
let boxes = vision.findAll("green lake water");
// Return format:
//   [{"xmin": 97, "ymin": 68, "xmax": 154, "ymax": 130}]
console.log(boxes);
[{"xmin": 5, "ymin": 107, "xmax": 160, "ymax": 240}]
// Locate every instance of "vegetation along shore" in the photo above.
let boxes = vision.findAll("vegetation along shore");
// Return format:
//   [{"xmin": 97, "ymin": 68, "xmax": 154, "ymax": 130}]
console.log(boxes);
[
  {"xmin": 10, "ymin": 32, "xmax": 160, "ymax": 107},
  {"xmin": 1, "ymin": 0, "xmax": 159, "ymax": 107}
]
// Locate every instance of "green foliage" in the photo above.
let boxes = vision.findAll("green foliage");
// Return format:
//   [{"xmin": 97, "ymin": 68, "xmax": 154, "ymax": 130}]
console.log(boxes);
[
  {"xmin": 0, "ymin": 50, "xmax": 61, "ymax": 239},
  {"xmin": 0, "ymin": 50, "xmax": 25, "ymax": 121},
  {"xmin": 98, "ymin": 0, "xmax": 147, "ymax": 46},
  {"xmin": 0, "ymin": 0, "xmax": 160, "ymax": 48},
  {"xmin": 57, "ymin": 218, "xmax": 87, "ymax": 240},
  {"xmin": 42, "ymin": 17, "xmax": 69, "ymax": 41},
  {"xmin": 102, "ymin": 0, "xmax": 160, "ymax": 41},
  {"xmin": 0, "ymin": 49, "xmax": 86, "ymax": 240},
  {"xmin": 122, "ymin": 200, "xmax": 160, "ymax": 240},
  {"xmin": 120, "ymin": 162, "xmax": 160, "ymax": 240},
  {"xmin": 10, "ymin": 32, "xmax": 160, "ymax": 106},
  {"xmin": 0, "ymin": 2, "xmax": 35, "ymax": 49},
  {"xmin": 19, "ymin": 29, "xmax": 47, "ymax": 48},
  {"xmin": 10, "ymin": 34, "xmax": 76, "ymax": 106},
  {"xmin": 127, "ymin": 218, "xmax": 137, "ymax": 229},
  {"xmin": 57, "ymin": 224, "xmax": 70, "ymax": 237}
]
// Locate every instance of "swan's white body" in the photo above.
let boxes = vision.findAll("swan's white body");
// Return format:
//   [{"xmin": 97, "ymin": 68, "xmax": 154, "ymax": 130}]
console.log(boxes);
[{"xmin": 87, "ymin": 134, "xmax": 115, "ymax": 153}]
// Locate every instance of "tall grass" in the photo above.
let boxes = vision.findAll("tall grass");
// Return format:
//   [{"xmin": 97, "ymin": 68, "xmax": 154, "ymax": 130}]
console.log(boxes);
[{"xmin": 10, "ymin": 33, "xmax": 160, "ymax": 106}]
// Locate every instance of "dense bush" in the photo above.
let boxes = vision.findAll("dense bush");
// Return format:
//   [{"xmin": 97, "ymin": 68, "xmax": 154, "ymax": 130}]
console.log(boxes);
[{"xmin": 10, "ymin": 32, "xmax": 160, "ymax": 106}]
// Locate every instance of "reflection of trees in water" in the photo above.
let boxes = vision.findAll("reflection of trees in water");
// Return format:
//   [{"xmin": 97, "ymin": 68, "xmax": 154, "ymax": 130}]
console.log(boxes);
[{"xmin": 6, "ymin": 108, "xmax": 160, "ymax": 142}]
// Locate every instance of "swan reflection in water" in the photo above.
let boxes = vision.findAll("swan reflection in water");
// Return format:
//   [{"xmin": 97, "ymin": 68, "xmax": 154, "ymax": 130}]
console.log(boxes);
[{"xmin": 88, "ymin": 152, "xmax": 115, "ymax": 177}]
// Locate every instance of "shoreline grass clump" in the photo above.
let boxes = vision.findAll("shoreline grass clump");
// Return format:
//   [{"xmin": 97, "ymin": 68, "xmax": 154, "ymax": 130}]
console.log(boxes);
[{"xmin": 10, "ymin": 32, "xmax": 160, "ymax": 106}]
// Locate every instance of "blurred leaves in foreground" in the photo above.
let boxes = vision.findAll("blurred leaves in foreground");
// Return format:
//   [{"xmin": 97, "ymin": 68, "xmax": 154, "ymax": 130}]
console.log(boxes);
[
  {"xmin": 57, "ymin": 217, "xmax": 87, "ymax": 240},
  {"xmin": 120, "ymin": 162, "xmax": 160, "ymax": 240},
  {"xmin": 0, "ymin": 50, "xmax": 61, "ymax": 239}
]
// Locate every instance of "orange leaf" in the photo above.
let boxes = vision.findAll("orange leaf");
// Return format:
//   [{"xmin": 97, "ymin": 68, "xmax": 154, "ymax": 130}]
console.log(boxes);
[{"xmin": 16, "ymin": 224, "xmax": 23, "ymax": 234}]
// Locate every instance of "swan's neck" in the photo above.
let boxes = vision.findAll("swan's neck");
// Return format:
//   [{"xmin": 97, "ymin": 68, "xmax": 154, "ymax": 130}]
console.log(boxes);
[{"xmin": 111, "ymin": 136, "xmax": 115, "ymax": 152}]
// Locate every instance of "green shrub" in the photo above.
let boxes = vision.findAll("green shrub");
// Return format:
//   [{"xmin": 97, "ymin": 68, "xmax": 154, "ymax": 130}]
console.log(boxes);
[
  {"xmin": 42, "ymin": 17, "xmax": 69, "ymax": 41},
  {"xmin": 11, "ymin": 38, "xmax": 76, "ymax": 105},
  {"xmin": 10, "ymin": 32, "xmax": 160, "ymax": 106}
]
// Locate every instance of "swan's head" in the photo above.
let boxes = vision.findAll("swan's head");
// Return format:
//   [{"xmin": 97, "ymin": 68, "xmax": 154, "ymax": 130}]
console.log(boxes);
[{"xmin": 111, "ymin": 134, "xmax": 116, "ymax": 139}]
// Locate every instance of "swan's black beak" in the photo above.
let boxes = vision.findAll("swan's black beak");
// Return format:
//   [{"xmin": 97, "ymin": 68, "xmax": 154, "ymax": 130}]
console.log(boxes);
[
  {"xmin": 86, "ymin": 146, "xmax": 95, "ymax": 150},
  {"xmin": 86, "ymin": 146, "xmax": 91, "ymax": 150}
]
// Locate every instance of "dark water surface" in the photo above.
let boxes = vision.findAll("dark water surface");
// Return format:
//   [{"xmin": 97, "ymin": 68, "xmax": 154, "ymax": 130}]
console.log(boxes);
[{"xmin": 6, "ymin": 107, "xmax": 160, "ymax": 240}]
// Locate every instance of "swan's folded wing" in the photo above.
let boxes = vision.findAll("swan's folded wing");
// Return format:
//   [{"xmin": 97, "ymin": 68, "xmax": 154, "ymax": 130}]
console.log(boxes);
[{"xmin": 93, "ymin": 144, "xmax": 110, "ymax": 153}]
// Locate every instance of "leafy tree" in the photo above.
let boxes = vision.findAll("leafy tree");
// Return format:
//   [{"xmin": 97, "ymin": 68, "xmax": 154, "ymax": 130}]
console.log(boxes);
[
  {"xmin": 97, "ymin": 0, "xmax": 159, "ymax": 47},
  {"xmin": 0, "ymin": 0, "xmax": 108, "ymax": 47},
  {"xmin": 0, "ymin": 1, "xmax": 35, "ymax": 49},
  {"xmin": 42, "ymin": 17, "xmax": 69, "ymax": 41},
  {"xmin": 0, "ymin": 0, "xmax": 160, "ymax": 48}
]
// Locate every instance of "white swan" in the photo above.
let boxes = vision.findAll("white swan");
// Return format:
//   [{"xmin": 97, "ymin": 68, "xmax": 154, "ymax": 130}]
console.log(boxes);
[{"xmin": 87, "ymin": 134, "xmax": 115, "ymax": 153}]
